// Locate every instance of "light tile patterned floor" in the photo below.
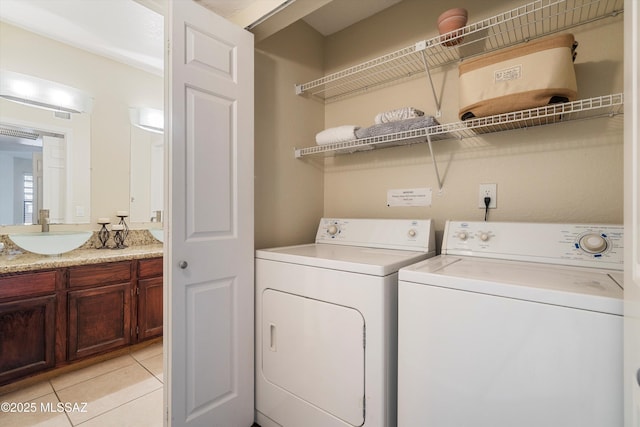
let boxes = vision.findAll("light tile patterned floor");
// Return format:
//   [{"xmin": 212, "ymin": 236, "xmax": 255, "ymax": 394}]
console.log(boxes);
[{"xmin": 0, "ymin": 341, "xmax": 164, "ymax": 426}]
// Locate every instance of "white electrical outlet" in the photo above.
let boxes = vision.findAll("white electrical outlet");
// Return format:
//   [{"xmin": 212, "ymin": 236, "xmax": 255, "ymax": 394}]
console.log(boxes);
[{"xmin": 478, "ymin": 183, "xmax": 497, "ymax": 209}]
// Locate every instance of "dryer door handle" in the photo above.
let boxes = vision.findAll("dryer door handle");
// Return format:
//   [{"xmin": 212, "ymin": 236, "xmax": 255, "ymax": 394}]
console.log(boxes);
[{"xmin": 269, "ymin": 323, "xmax": 277, "ymax": 352}]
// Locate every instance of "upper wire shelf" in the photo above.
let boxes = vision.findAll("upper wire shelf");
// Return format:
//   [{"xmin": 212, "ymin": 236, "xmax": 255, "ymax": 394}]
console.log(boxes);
[
  {"xmin": 294, "ymin": 94, "xmax": 624, "ymax": 158},
  {"xmin": 294, "ymin": 0, "xmax": 624, "ymax": 103}
]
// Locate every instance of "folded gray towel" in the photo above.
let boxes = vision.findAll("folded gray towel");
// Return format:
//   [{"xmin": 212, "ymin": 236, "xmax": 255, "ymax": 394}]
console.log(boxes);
[
  {"xmin": 355, "ymin": 116, "xmax": 439, "ymax": 139},
  {"xmin": 375, "ymin": 107, "xmax": 424, "ymax": 124}
]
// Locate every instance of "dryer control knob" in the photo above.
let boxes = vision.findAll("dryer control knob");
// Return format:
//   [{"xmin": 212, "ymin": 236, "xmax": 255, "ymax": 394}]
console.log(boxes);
[
  {"xmin": 327, "ymin": 224, "xmax": 339, "ymax": 236},
  {"xmin": 457, "ymin": 231, "xmax": 468, "ymax": 241},
  {"xmin": 479, "ymin": 233, "xmax": 490, "ymax": 242},
  {"xmin": 580, "ymin": 234, "xmax": 608, "ymax": 253},
  {"xmin": 408, "ymin": 229, "xmax": 417, "ymax": 238}
]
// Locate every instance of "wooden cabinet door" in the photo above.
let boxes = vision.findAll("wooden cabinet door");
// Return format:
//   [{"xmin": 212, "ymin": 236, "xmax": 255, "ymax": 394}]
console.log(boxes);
[
  {"xmin": 138, "ymin": 276, "xmax": 163, "ymax": 341},
  {"xmin": 67, "ymin": 282, "xmax": 131, "ymax": 360},
  {"xmin": 137, "ymin": 257, "xmax": 163, "ymax": 342},
  {"xmin": 0, "ymin": 295, "xmax": 56, "ymax": 385}
]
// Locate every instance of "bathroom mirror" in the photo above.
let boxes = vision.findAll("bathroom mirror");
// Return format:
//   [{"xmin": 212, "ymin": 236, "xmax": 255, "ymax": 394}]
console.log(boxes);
[
  {"xmin": 0, "ymin": 1, "xmax": 163, "ymax": 228},
  {"xmin": 129, "ymin": 124, "xmax": 164, "ymax": 224},
  {"xmin": 0, "ymin": 101, "xmax": 91, "ymax": 226}
]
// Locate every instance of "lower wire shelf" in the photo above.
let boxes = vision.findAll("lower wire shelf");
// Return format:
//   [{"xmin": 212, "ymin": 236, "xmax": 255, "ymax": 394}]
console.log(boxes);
[{"xmin": 294, "ymin": 93, "xmax": 624, "ymax": 159}]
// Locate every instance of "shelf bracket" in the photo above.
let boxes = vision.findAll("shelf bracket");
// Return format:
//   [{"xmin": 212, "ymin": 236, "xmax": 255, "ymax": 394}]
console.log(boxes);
[
  {"xmin": 426, "ymin": 133, "xmax": 443, "ymax": 191},
  {"xmin": 419, "ymin": 50, "xmax": 441, "ymax": 118}
]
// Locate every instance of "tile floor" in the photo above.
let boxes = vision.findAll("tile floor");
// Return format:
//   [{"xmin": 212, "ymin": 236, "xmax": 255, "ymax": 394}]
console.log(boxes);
[{"xmin": 0, "ymin": 341, "xmax": 163, "ymax": 426}]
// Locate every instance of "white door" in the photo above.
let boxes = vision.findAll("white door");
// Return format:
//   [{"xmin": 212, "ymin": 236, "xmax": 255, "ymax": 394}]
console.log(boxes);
[
  {"xmin": 166, "ymin": 1, "xmax": 254, "ymax": 426},
  {"xmin": 624, "ymin": 1, "xmax": 640, "ymax": 426},
  {"xmin": 32, "ymin": 151, "xmax": 42, "ymax": 219},
  {"xmin": 42, "ymin": 135, "xmax": 66, "ymax": 223}
]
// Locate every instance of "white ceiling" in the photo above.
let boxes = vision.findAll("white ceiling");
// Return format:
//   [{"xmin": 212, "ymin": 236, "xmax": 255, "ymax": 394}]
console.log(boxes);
[
  {"xmin": 0, "ymin": 0, "xmax": 402, "ymax": 75},
  {"xmin": 0, "ymin": 0, "xmax": 164, "ymax": 75},
  {"xmin": 302, "ymin": 0, "xmax": 402, "ymax": 36},
  {"xmin": 198, "ymin": 0, "xmax": 403, "ymax": 36}
]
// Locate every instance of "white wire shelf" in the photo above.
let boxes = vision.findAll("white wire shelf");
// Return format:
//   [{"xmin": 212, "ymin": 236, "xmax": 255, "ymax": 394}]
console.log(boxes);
[
  {"xmin": 294, "ymin": 0, "xmax": 624, "ymax": 103},
  {"xmin": 294, "ymin": 94, "xmax": 624, "ymax": 159}
]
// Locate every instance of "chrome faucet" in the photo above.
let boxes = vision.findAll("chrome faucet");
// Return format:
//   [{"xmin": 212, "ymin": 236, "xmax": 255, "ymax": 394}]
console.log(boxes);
[{"xmin": 39, "ymin": 209, "xmax": 50, "ymax": 232}]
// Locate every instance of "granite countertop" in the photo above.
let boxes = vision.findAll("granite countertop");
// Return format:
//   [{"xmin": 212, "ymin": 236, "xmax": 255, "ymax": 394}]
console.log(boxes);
[{"xmin": 0, "ymin": 229, "xmax": 163, "ymax": 274}]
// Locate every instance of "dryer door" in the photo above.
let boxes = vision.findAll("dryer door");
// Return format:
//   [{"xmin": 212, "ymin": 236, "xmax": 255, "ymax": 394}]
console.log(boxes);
[{"xmin": 262, "ymin": 289, "xmax": 365, "ymax": 426}]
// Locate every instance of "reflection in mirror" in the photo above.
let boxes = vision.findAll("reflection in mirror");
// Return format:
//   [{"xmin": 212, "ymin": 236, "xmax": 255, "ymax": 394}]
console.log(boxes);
[
  {"xmin": 130, "ymin": 124, "xmax": 163, "ymax": 224},
  {"xmin": 0, "ymin": 117, "xmax": 90, "ymax": 226},
  {"xmin": 1, "ymin": 2, "xmax": 162, "ymax": 229},
  {"xmin": 0, "ymin": 69, "xmax": 92, "ymax": 227},
  {"xmin": 0, "ymin": 125, "xmax": 42, "ymax": 225}
]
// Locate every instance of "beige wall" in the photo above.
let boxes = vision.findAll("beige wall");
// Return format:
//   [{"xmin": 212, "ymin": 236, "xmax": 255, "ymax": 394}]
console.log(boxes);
[
  {"xmin": 317, "ymin": 0, "xmax": 624, "ymax": 248},
  {"xmin": 254, "ymin": 0, "xmax": 624, "ymax": 250},
  {"xmin": 254, "ymin": 20, "xmax": 325, "ymax": 248},
  {"xmin": 0, "ymin": 22, "xmax": 163, "ymax": 230}
]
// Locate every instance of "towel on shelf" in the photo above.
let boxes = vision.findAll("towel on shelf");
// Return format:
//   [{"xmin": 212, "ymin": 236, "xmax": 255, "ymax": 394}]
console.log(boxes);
[
  {"xmin": 374, "ymin": 107, "xmax": 424, "ymax": 124},
  {"xmin": 315, "ymin": 125, "xmax": 360, "ymax": 145},
  {"xmin": 355, "ymin": 116, "xmax": 439, "ymax": 139}
]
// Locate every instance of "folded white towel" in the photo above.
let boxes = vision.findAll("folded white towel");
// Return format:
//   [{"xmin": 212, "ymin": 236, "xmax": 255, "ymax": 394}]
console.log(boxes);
[
  {"xmin": 315, "ymin": 125, "xmax": 360, "ymax": 145},
  {"xmin": 375, "ymin": 107, "xmax": 424, "ymax": 124}
]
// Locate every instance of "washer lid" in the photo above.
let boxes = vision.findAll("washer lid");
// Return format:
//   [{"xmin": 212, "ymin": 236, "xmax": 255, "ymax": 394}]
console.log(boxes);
[
  {"xmin": 399, "ymin": 256, "xmax": 623, "ymax": 315},
  {"xmin": 256, "ymin": 243, "xmax": 433, "ymax": 276}
]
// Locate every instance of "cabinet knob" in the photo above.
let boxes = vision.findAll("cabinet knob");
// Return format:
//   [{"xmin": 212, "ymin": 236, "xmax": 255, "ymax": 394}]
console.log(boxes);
[{"xmin": 178, "ymin": 260, "xmax": 188, "ymax": 269}]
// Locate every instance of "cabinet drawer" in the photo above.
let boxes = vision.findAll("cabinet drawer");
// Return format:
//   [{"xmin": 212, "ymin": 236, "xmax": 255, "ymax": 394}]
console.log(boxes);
[
  {"xmin": 0, "ymin": 270, "xmax": 58, "ymax": 300},
  {"xmin": 68, "ymin": 261, "xmax": 132, "ymax": 288},
  {"xmin": 138, "ymin": 258, "xmax": 163, "ymax": 279}
]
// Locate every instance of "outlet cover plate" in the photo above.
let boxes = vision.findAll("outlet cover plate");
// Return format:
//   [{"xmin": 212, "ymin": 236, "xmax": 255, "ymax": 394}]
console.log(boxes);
[{"xmin": 478, "ymin": 183, "xmax": 497, "ymax": 208}]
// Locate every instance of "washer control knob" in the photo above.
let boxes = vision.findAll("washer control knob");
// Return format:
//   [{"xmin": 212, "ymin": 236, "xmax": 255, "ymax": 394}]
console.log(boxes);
[
  {"xmin": 457, "ymin": 231, "xmax": 468, "ymax": 241},
  {"xmin": 327, "ymin": 224, "xmax": 339, "ymax": 236},
  {"xmin": 479, "ymin": 233, "xmax": 490, "ymax": 242},
  {"xmin": 580, "ymin": 234, "xmax": 608, "ymax": 254},
  {"xmin": 408, "ymin": 229, "xmax": 417, "ymax": 238}
]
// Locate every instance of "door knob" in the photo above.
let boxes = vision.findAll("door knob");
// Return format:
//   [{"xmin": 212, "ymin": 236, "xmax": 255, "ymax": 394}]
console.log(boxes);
[
  {"xmin": 178, "ymin": 260, "xmax": 188, "ymax": 269},
  {"xmin": 637, "ymin": 368, "xmax": 640, "ymax": 387}
]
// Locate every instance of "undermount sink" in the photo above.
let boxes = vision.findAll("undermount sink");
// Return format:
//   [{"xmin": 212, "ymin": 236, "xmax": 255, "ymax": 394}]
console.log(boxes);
[
  {"xmin": 9, "ymin": 231, "xmax": 92, "ymax": 255},
  {"xmin": 149, "ymin": 229, "xmax": 164, "ymax": 243}
]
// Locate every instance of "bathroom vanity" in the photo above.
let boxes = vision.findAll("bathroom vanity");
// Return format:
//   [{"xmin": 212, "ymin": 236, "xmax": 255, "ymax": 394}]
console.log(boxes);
[{"xmin": 0, "ymin": 242, "xmax": 163, "ymax": 385}]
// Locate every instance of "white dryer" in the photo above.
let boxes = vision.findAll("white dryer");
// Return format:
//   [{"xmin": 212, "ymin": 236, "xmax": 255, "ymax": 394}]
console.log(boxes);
[
  {"xmin": 255, "ymin": 218, "xmax": 436, "ymax": 427},
  {"xmin": 398, "ymin": 221, "xmax": 624, "ymax": 427}
]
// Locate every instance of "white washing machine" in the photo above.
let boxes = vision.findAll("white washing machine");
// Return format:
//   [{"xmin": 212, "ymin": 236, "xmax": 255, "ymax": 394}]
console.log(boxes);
[
  {"xmin": 397, "ymin": 221, "xmax": 624, "ymax": 427},
  {"xmin": 255, "ymin": 218, "xmax": 436, "ymax": 427}
]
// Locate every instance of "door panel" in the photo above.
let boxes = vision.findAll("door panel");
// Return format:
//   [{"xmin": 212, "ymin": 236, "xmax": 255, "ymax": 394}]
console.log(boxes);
[
  {"xmin": 185, "ymin": 279, "xmax": 235, "ymax": 413},
  {"xmin": 185, "ymin": 25, "xmax": 236, "ymax": 80},
  {"xmin": 185, "ymin": 88, "xmax": 234, "ymax": 237},
  {"xmin": 167, "ymin": 1, "xmax": 254, "ymax": 426},
  {"xmin": 262, "ymin": 290, "xmax": 365, "ymax": 426}
]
